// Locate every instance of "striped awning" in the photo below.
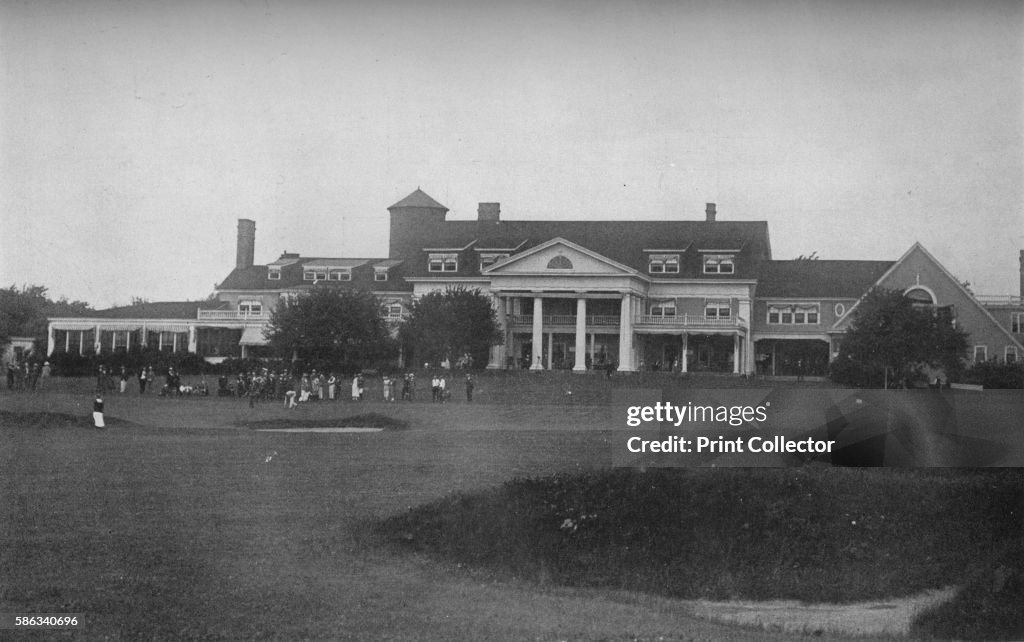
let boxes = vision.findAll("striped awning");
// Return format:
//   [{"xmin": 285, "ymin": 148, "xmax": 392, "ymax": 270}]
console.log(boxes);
[{"xmin": 239, "ymin": 326, "xmax": 269, "ymax": 346}]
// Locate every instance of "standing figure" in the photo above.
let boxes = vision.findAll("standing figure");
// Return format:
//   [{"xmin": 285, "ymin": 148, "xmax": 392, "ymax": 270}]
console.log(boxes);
[
  {"xmin": 327, "ymin": 373, "xmax": 337, "ymax": 401},
  {"xmin": 465, "ymin": 374, "xmax": 474, "ymax": 402},
  {"xmin": 351, "ymin": 375, "xmax": 360, "ymax": 401},
  {"xmin": 93, "ymin": 394, "xmax": 105, "ymax": 428},
  {"xmin": 119, "ymin": 366, "xmax": 129, "ymax": 394}
]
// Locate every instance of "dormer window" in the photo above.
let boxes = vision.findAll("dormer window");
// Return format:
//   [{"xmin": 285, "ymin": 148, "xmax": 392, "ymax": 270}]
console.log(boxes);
[
  {"xmin": 303, "ymin": 270, "xmax": 327, "ymax": 281},
  {"xmin": 703, "ymin": 255, "xmax": 735, "ymax": 274},
  {"xmin": 648, "ymin": 254, "xmax": 680, "ymax": 274},
  {"xmin": 428, "ymin": 253, "xmax": 458, "ymax": 272},
  {"xmin": 328, "ymin": 269, "xmax": 351, "ymax": 281},
  {"xmin": 268, "ymin": 268, "xmax": 281, "ymax": 280},
  {"xmin": 479, "ymin": 253, "xmax": 509, "ymax": 271},
  {"xmin": 374, "ymin": 270, "xmax": 388, "ymax": 282}
]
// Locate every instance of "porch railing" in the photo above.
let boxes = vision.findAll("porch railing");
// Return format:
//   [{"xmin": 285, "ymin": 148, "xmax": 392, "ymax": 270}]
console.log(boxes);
[
  {"xmin": 508, "ymin": 314, "xmax": 619, "ymax": 326},
  {"xmin": 976, "ymin": 294, "xmax": 1023, "ymax": 306},
  {"xmin": 506, "ymin": 314, "xmax": 743, "ymax": 328},
  {"xmin": 197, "ymin": 310, "xmax": 267, "ymax": 320},
  {"xmin": 634, "ymin": 314, "xmax": 742, "ymax": 327}
]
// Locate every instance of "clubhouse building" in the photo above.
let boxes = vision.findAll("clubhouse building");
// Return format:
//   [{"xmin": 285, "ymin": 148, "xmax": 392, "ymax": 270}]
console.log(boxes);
[{"xmin": 48, "ymin": 189, "xmax": 1024, "ymax": 376}]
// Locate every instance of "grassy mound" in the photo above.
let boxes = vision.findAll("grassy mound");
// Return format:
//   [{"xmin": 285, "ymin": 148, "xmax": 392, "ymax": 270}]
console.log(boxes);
[
  {"xmin": 376, "ymin": 468, "xmax": 1023, "ymax": 606},
  {"xmin": 240, "ymin": 412, "xmax": 408, "ymax": 430},
  {"xmin": 0, "ymin": 410, "xmax": 129, "ymax": 429},
  {"xmin": 910, "ymin": 537, "xmax": 1024, "ymax": 640}
]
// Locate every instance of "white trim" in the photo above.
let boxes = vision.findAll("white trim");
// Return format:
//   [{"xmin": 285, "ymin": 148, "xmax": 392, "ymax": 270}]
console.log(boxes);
[
  {"xmin": 483, "ymin": 236, "xmax": 642, "ymax": 276},
  {"xmin": 973, "ymin": 345, "xmax": 988, "ymax": 361},
  {"xmin": 904, "ymin": 285, "xmax": 937, "ymax": 305},
  {"xmin": 1005, "ymin": 345, "xmax": 1018, "ymax": 363}
]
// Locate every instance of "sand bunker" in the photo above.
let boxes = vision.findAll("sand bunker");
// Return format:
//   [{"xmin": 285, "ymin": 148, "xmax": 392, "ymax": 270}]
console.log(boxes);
[{"xmin": 685, "ymin": 586, "xmax": 957, "ymax": 637}]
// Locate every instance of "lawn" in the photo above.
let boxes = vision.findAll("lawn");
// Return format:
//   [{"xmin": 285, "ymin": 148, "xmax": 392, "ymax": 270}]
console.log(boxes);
[{"xmin": 2, "ymin": 381, "xmax": 1021, "ymax": 640}]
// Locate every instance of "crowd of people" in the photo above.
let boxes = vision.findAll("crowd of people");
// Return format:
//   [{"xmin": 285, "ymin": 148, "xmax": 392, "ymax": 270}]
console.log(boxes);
[
  {"xmin": 5, "ymin": 360, "xmax": 50, "ymax": 391},
  {"xmin": 5, "ymin": 361, "xmax": 480, "ymax": 406}
]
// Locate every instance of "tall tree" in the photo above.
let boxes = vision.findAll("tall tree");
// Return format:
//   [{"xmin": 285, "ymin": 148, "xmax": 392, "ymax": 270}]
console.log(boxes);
[
  {"xmin": 399, "ymin": 287, "xmax": 502, "ymax": 369},
  {"xmin": 830, "ymin": 288, "xmax": 969, "ymax": 387},
  {"xmin": 0, "ymin": 284, "xmax": 93, "ymax": 347},
  {"xmin": 264, "ymin": 287, "xmax": 394, "ymax": 371}
]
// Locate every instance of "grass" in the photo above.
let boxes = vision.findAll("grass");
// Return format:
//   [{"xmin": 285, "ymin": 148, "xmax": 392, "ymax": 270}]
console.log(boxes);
[
  {"xmin": 239, "ymin": 412, "xmax": 410, "ymax": 430},
  {"xmin": 375, "ymin": 468, "xmax": 1024, "ymax": 604},
  {"xmin": 3, "ymin": 379, "xmax": 1022, "ymax": 639}
]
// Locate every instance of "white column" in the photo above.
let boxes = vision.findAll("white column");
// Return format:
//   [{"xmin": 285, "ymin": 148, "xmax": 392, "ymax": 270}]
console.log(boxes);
[
  {"xmin": 530, "ymin": 296, "xmax": 544, "ymax": 370},
  {"xmin": 488, "ymin": 294, "xmax": 506, "ymax": 369},
  {"xmin": 738, "ymin": 298, "xmax": 754, "ymax": 375},
  {"xmin": 618, "ymin": 293, "xmax": 634, "ymax": 372},
  {"xmin": 188, "ymin": 326, "xmax": 198, "ymax": 353},
  {"xmin": 589, "ymin": 332, "xmax": 595, "ymax": 363},
  {"xmin": 94, "ymin": 325, "xmax": 102, "ymax": 354},
  {"xmin": 172, "ymin": 332, "xmax": 179, "ymax": 353},
  {"xmin": 547, "ymin": 332, "xmax": 553, "ymax": 370},
  {"xmin": 126, "ymin": 329, "xmax": 131, "ymax": 352},
  {"xmin": 78, "ymin": 330, "xmax": 84, "ymax": 355},
  {"xmin": 733, "ymin": 334, "xmax": 740, "ymax": 374},
  {"xmin": 573, "ymin": 297, "xmax": 587, "ymax": 371},
  {"xmin": 47, "ymin": 324, "xmax": 55, "ymax": 356},
  {"xmin": 681, "ymin": 333, "xmax": 688, "ymax": 373}
]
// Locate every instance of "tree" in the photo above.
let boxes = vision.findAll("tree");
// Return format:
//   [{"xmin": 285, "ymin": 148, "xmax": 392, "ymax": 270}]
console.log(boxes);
[
  {"xmin": 264, "ymin": 287, "xmax": 394, "ymax": 372},
  {"xmin": 400, "ymin": 287, "xmax": 502, "ymax": 369},
  {"xmin": 830, "ymin": 288, "xmax": 969, "ymax": 387},
  {"xmin": 0, "ymin": 284, "xmax": 93, "ymax": 349}
]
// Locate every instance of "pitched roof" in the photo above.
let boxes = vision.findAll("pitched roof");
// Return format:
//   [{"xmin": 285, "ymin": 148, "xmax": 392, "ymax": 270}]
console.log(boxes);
[
  {"xmin": 388, "ymin": 188, "xmax": 448, "ymax": 210},
  {"xmin": 217, "ymin": 258, "xmax": 411, "ymax": 292},
  {"xmin": 399, "ymin": 219, "xmax": 772, "ymax": 278},
  {"xmin": 756, "ymin": 260, "xmax": 894, "ymax": 298},
  {"xmin": 58, "ymin": 300, "xmax": 225, "ymax": 320}
]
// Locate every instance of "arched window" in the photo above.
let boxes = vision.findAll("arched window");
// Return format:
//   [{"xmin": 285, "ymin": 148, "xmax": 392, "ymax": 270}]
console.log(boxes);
[
  {"xmin": 904, "ymin": 287, "xmax": 935, "ymax": 308},
  {"xmin": 546, "ymin": 255, "xmax": 573, "ymax": 269}
]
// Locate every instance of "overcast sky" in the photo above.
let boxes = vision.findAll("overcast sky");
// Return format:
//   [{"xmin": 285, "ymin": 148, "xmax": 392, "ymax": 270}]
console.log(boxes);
[{"xmin": 2, "ymin": 0, "xmax": 1021, "ymax": 308}]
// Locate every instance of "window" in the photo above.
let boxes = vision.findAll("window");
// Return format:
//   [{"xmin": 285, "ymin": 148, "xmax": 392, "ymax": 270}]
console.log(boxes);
[
  {"xmin": 1006, "ymin": 346, "xmax": 1018, "ymax": 364},
  {"xmin": 767, "ymin": 304, "xmax": 819, "ymax": 325},
  {"xmin": 239, "ymin": 300, "xmax": 263, "ymax": 316},
  {"xmin": 703, "ymin": 255, "xmax": 734, "ymax": 274},
  {"xmin": 648, "ymin": 254, "xmax": 680, "ymax": 274},
  {"xmin": 385, "ymin": 303, "xmax": 403, "ymax": 319},
  {"xmin": 303, "ymin": 270, "xmax": 327, "ymax": 281},
  {"xmin": 649, "ymin": 301, "xmax": 676, "ymax": 318},
  {"xmin": 705, "ymin": 301, "xmax": 731, "ymax": 319},
  {"xmin": 1013, "ymin": 313, "xmax": 1023, "ymax": 334},
  {"xmin": 374, "ymin": 270, "xmax": 389, "ymax": 282},
  {"xmin": 268, "ymin": 269, "xmax": 281, "ymax": 280},
  {"xmin": 479, "ymin": 253, "xmax": 509, "ymax": 271},
  {"xmin": 905, "ymin": 287, "xmax": 935, "ymax": 307},
  {"xmin": 428, "ymin": 253, "xmax": 458, "ymax": 272},
  {"xmin": 546, "ymin": 255, "xmax": 573, "ymax": 269},
  {"xmin": 328, "ymin": 269, "xmax": 351, "ymax": 281},
  {"xmin": 113, "ymin": 331, "xmax": 129, "ymax": 351},
  {"xmin": 974, "ymin": 345, "xmax": 988, "ymax": 362}
]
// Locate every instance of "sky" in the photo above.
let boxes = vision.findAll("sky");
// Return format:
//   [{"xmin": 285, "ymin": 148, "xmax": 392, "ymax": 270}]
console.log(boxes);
[{"xmin": 1, "ymin": 0, "xmax": 1022, "ymax": 309}]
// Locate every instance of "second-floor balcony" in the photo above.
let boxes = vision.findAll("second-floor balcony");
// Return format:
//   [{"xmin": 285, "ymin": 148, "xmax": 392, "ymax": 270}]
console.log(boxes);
[
  {"xmin": 507, "ymin": 314, "xmax": 745, "ymax": 329},
  {"xmin": 197, "ymin": 310, "xmax": 267, "ymax": 321},
  {"xmin": 635, "ymin": 314, "xmax": 744, "ymax": 328},
  {"xmin": 509, "ymin": 314, "xmax": 620, "ymax": 327}
]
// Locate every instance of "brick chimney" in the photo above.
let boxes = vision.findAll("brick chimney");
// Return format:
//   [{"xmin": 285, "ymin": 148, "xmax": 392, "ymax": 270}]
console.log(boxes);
[
  {"xmin": 236, "ymin": 219, "xmax": 256, "ymax": 269},
  {"xmin": 705, "ymin": 203, "xmax": 717, "ymax": 222},
  {"xmin": 478, "ymin": 202, "xmax": 500, "ymax": 222}
]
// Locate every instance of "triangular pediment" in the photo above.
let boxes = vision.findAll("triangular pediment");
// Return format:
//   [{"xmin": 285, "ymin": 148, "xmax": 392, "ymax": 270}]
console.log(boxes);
[
  {"xmin": 485, "ymin": 237, "xmax": 638, "ymax": 276},
  {"xmin": 831, "ymin": 243, "xmax": 1024, "ymax": 349}
]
